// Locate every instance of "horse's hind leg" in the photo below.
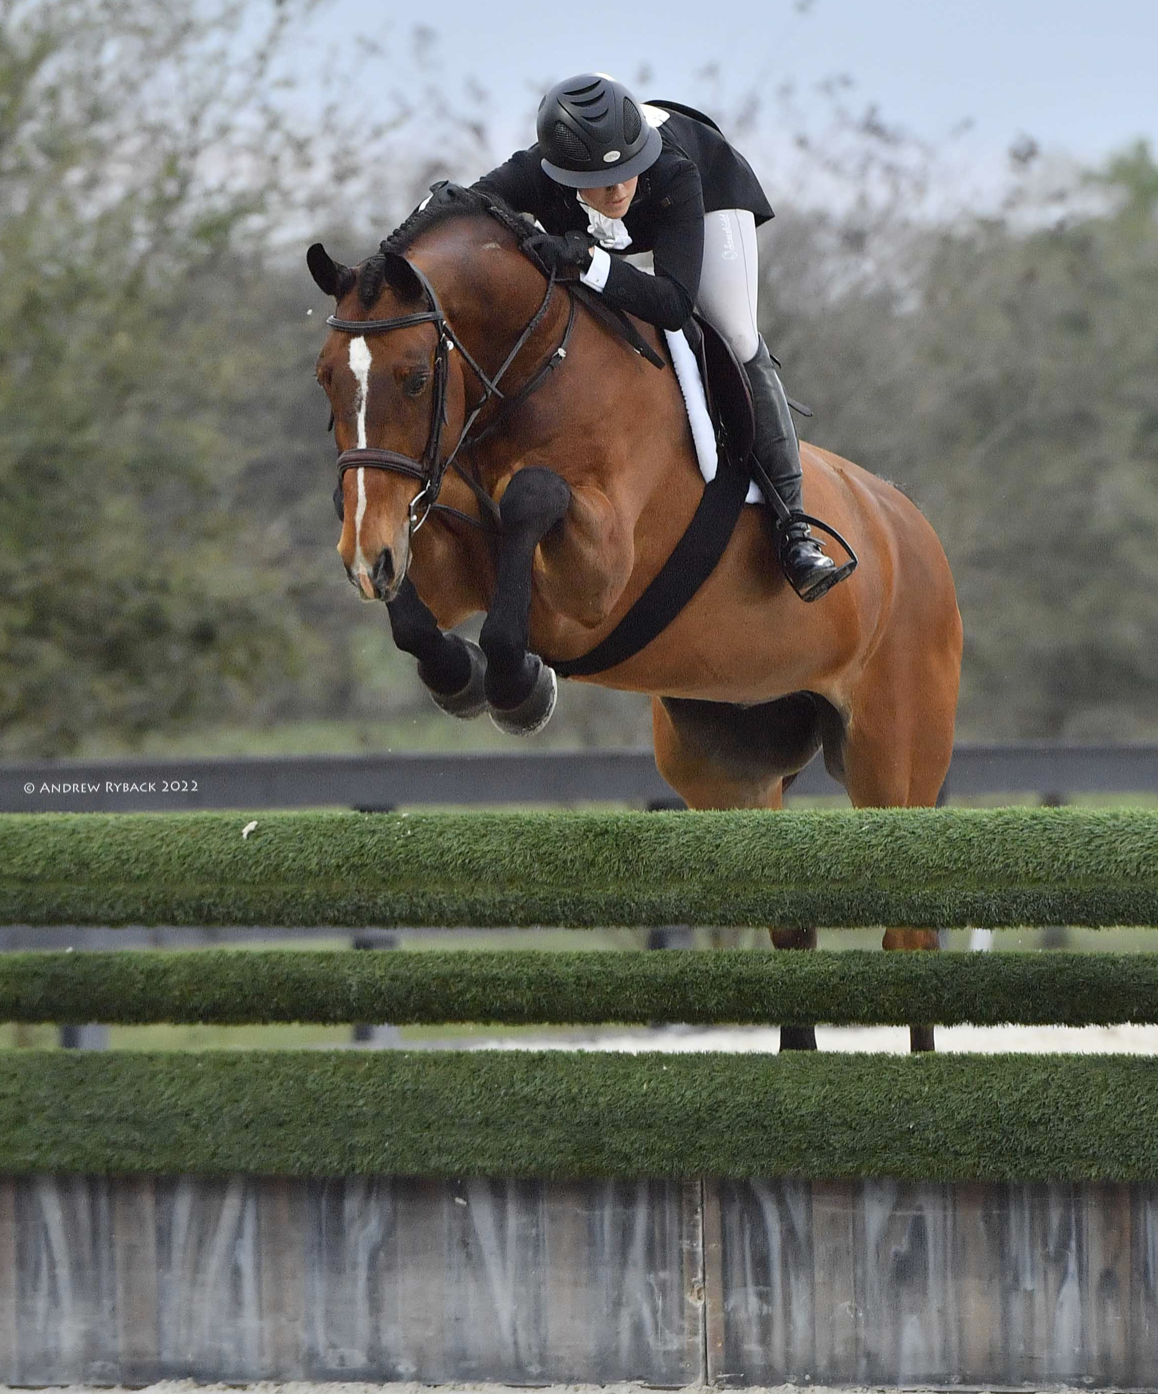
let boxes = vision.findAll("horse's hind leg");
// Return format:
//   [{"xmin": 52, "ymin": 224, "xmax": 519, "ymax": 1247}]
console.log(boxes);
[
  {"xmin": 387, "ymin": 580, "xmax": 487, "ymax": 719},
  {"xmin": 652, "ymin": 694, "xmax": 824, "ymax": 1052},
  {"xmin": 833, "ymin": 634, "xmax": 960, "ymax": 1053}
]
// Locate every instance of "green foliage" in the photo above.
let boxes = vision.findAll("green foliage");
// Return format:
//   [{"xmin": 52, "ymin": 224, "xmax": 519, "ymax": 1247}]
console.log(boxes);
[
  {"xmin": 6, "ymin": 946, "xmax": 1158, "ymax": 1026},
  {"xmin": 3, "ymin": 1048, "xmax": 1158, "ymax": 1180},
  {"xmin": 769, "ymin": 141, "xmax": 1158, "ymax": 741},
  {"xmin": 3, "ymin": 7, "xmax": 1156, "ymax": 755},
  {"xmin": 1097, "ymin": 139, "xmax": 1158, "ymax": 224},
  {"xmin": 0, "ymin": 0, "xmax": 326, "ymax": 754},
  {"xmin": 4, "ymin": 807, "xmax": 1158, "ymax": 928}
]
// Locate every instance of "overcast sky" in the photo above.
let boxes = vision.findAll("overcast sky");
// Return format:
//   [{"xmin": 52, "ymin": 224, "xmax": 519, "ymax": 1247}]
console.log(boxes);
[{"xmin": 302, "ymin": 0, "xmax": 1154, "ymax": 196}]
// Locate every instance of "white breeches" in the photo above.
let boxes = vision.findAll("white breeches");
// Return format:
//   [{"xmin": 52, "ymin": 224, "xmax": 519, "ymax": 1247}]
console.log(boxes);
[{"xmin": 695, "ymin": 208, "xmax": 760, "ymax": 363}]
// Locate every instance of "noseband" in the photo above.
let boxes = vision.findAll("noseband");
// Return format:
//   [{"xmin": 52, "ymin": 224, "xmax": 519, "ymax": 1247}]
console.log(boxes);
[{"xmin": 328, "ymin": 252, "xmax": 576, "ymax": 538}]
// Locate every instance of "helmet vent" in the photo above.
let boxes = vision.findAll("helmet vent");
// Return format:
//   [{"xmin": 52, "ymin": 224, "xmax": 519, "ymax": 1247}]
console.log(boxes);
[
  {"xmin": 622, "ymin": 99, "xmax": 642, "ymax": 144},
  {"xmin": 552, "ymin": 121, "xmax": 592, "ymax": 165}
]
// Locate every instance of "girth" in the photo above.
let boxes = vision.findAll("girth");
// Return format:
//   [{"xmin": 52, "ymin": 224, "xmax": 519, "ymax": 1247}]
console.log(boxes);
[
  {"xmin": 548, "ymin": 458, "xmax": 750, "ymax": 679},
  {"xmin": 547, "ymin": 318, "xmax": 754, "ymax": 679}
]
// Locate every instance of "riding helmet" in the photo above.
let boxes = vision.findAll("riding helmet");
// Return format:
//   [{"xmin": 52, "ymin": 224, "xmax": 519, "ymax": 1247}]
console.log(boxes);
[{"xmin": 537, "ymin": 74, "xmax": 662, "ymax": 188}]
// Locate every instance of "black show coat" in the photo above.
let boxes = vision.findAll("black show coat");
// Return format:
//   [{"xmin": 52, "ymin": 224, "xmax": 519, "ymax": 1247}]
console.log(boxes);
[{"xmin": 474, "ymin": 103, "xmax": 774, "ymax": 332}]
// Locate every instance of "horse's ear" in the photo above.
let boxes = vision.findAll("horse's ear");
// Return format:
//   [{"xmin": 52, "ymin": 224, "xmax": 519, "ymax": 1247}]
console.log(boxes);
[
  {"xmin": 307, "ymin": 242, "xmax": 355, "ymax": 299},
  {"xmin": 377, "ymin": 247, "xmax": 426, "ymax": 307}
]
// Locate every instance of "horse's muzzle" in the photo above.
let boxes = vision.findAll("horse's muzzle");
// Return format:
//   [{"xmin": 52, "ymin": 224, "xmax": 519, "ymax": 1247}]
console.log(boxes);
[{"xmin": 350, "ymin": 547, "xmax": 397, "ymax": 602}]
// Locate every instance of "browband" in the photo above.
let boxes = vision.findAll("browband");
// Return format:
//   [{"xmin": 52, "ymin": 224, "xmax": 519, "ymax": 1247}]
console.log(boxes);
[{"xmin": 325, "ymin": 310, "xmax": 441, "ymax": 334}]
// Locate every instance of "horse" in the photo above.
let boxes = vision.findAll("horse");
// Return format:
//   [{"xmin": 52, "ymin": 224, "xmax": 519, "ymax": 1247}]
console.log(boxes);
[{"xmin": 308, "ymin": 187, "xmax": 963, "ymax": 1053}]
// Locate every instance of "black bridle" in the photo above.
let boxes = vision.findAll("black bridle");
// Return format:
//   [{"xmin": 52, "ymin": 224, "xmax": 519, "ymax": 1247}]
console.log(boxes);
[{"xmin": 328, "ymin": 253, "xmax": 576, "ymax": 540}]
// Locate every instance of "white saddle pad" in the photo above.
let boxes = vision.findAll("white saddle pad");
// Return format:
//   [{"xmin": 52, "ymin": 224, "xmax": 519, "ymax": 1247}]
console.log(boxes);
[{"xmin": 665, "ymin": 328, "xmax": 763, "ymax": 505}]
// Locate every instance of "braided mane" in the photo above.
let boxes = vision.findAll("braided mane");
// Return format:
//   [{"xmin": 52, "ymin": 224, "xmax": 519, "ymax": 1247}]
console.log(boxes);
[{"xmin": 357, "ymin": 184, "xmax": 541, "ymax": 309}]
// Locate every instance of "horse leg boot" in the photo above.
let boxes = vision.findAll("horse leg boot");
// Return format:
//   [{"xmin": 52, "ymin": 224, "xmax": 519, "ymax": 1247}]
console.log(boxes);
[
  {"xmin": 744, "ymin": 337, "xmax": 850, "ymax": 603},
  {"xmin": 480, "ymin": 466, "xmax": 572, "ymax": 735},
  {"xmin": 387, "ymin": 579, "xmax": 487, "ymax": 719},
  {"xmin": 770, "ymin": 927, "xmax": 819, "ymax": 1050}
]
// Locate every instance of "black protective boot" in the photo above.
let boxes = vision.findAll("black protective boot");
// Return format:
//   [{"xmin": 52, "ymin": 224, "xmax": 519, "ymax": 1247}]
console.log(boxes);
[{"xmin": 743, "ymin": 337, "xmax": 850, "ymax": 602}]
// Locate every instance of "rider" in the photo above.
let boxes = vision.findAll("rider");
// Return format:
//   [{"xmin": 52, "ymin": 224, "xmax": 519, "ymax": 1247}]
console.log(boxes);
[{"xmin": 473, "ymin": 72, "xmax": 847, "ymax": 602}]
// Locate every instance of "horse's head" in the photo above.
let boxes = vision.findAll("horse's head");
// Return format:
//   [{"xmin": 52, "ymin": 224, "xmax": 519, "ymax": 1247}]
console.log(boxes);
[
  {"xmin": 310, "ymin": 190, "xmax": 560, "ymax": 603},
  {"xmin": 308, "ymin": 240, "xmax": 468, "ymax": 602}
]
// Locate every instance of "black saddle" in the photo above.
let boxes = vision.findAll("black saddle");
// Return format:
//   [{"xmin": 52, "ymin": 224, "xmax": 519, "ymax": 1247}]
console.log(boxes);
[
  {"xmin": 680, "ymin": 313, "xmax": 756, "ymax": 470},
  {"xmin": 681, "ymin": 314, "xmax": 814, "ymax": 468}
]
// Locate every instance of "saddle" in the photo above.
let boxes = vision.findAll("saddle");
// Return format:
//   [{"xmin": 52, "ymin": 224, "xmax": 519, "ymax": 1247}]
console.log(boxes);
[
  {"xmin": 681, "ymin": 313, "xmax": 756, "ymax": 468},
  {"xmin": 573, "ymin": 296, "xmax": 766, "ymax": 464},
  {"xmin": 682, "ymin": 314, "xmax": 814, "ymax": 457}
]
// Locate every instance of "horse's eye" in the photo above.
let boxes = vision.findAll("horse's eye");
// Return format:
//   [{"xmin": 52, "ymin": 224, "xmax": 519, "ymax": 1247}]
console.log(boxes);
[{"xmin": 402, "ymin": 369, "xmax": 430, "ymax": 398}]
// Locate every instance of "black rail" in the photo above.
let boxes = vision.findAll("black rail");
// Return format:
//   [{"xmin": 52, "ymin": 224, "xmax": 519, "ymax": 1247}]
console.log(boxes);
[{"xmin": 4, "ymin": 743, "xmax": 1158, "ymax": 813}]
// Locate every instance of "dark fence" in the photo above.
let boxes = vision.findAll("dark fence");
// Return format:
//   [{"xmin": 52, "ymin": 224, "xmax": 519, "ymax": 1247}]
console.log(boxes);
[{"xmin": 5, "ymin": 742, "xmax": 1158, "ymax": 812}]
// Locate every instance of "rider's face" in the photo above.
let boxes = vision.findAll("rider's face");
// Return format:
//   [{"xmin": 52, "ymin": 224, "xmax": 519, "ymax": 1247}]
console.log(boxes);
[{"xmin": 582, "ymin": 178, "xmax": 638, "ymax": 219}]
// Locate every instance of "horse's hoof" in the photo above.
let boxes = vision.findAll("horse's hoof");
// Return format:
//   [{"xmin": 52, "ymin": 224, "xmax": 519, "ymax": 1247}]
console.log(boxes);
[
  {"xmin": 422, "ymin": 640, "xmax": 488, "ymax": 720},
  {"xmin": 489, "ymin": 658, "xmax": 557, "ymax": 737}
]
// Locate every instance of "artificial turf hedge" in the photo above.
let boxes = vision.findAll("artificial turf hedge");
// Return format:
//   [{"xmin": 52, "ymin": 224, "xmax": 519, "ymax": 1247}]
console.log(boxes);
[
  {"xmin": 1, "ymin": 1049, "xmax": 1155, "ymax": 1181},
  {"xmin": 4, "ymin": 807, "xmax": 1158, "ymax": 928},
  {"xmin": 6, "ymin": 948, "xmax": 1158, "ymax": 1026}
]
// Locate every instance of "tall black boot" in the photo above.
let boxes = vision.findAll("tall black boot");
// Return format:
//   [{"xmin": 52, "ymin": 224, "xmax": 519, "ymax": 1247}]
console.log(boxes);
[{"xmin": 743, "ymin": 336, "xmax": 850, "ymax": 602}]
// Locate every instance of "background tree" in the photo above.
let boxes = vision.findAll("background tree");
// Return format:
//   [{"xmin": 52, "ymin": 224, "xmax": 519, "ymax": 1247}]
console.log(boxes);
[
  {"xmin": 771, "ymin": 138, "xmax": 1158, "ymax": 738},
  {"xmin": 3, "ymin": 3, "xmax": 1156, "ymax": 756},
  {"xmin": 0, "ymin": 0, "xmax": 318, "ymax": 753}
]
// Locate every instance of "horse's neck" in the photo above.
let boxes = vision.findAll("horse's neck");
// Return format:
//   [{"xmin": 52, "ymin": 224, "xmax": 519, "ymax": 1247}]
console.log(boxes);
[
  {"xmin": 424, "ymin": 224, "xmax": 701, "ymax": 525},
  {"xmin": 418, "ymin": 233, "xmax": 559, "ymax": 376}
]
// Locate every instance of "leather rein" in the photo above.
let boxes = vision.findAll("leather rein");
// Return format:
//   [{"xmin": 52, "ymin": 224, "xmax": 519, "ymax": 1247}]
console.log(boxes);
[{"xmin": 328, "ymin": 256, "xmax": 576, "ymax": 539}]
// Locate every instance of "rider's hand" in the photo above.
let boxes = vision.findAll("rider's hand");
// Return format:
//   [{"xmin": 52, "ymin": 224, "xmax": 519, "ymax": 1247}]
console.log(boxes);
[{"xmin": 525, "ymin": 230, "xmax": 594, "ymax": 280}]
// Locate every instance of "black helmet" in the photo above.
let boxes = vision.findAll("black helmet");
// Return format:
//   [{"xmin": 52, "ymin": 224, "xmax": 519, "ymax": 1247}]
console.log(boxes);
[{"xmin": 537, "ymin": 73, "xmax": 662, "ymax": 189}]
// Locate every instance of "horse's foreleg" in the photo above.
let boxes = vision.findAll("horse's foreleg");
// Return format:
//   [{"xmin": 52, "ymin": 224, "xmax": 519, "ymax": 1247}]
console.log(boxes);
[
  {"xmin": 533, "ymin": 481, "xmax": 635, "ymax": 627},
  {"xmin": 769, "ymin": 926, "xmax": 820, "ymax": 1050},
  {"xmin": 479, "ymin": 466, "xmax": 572, "ymax": 732},
  {"xmin": 386, "ymin": 579, "xmax": 487, "ymax": 719}
]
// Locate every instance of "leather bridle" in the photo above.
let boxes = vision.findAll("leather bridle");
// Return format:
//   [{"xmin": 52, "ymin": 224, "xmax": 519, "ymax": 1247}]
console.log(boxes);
[{"xmin": 328, "ymin": 252, "xmax": 576, "ymax": 540}]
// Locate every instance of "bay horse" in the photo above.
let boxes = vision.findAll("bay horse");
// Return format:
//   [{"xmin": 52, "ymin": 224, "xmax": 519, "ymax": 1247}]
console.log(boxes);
[{"xmin": 308, "ymin": 188, "xmax": 963, "ymax": 1052}]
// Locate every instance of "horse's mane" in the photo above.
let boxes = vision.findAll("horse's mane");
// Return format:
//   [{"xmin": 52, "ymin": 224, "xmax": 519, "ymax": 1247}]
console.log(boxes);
[{"xmin": 357, "ymin": 184, "xmax": 539, "ymax": 309}]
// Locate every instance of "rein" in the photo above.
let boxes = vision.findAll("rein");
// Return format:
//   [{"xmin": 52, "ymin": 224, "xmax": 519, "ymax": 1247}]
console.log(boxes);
[{"xmin": 328, "ymin": 256, "xmax": 576, "ymax": 539}]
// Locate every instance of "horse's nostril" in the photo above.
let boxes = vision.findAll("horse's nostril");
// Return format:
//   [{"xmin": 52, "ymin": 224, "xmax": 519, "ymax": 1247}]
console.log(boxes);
[{"xmin": 372, "ymin": 549, "xmax": 395, "ymax": 589}]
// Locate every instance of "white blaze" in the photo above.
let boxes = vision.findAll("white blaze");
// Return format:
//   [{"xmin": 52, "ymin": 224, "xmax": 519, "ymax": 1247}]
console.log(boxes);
[
  {"xmin": 348, "ymin": 337, "xmax": 373, "ymax": 578},
  {"xmin": 349, "ymin": 336, "xmax": 372, "ymax": 447}
]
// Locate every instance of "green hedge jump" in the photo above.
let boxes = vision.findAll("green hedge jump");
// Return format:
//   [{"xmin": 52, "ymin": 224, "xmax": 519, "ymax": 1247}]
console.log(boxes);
[
  {"xmin": 1, "ymin": 1050, "xmax": 1155, "ymax": 1181},
  {"xmin": 6, "ymin": 948, "xmax": 1158, "ymax": 1026},
  {"xmin": 4, "ymin": 807, "xmax": 1158, "ymax": 928}
]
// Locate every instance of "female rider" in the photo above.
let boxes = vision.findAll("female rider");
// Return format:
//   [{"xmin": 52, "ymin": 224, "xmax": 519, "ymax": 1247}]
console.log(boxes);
[{"xmin": 474, "ymin": 72, "xmax": 846, "ymax": 602}]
